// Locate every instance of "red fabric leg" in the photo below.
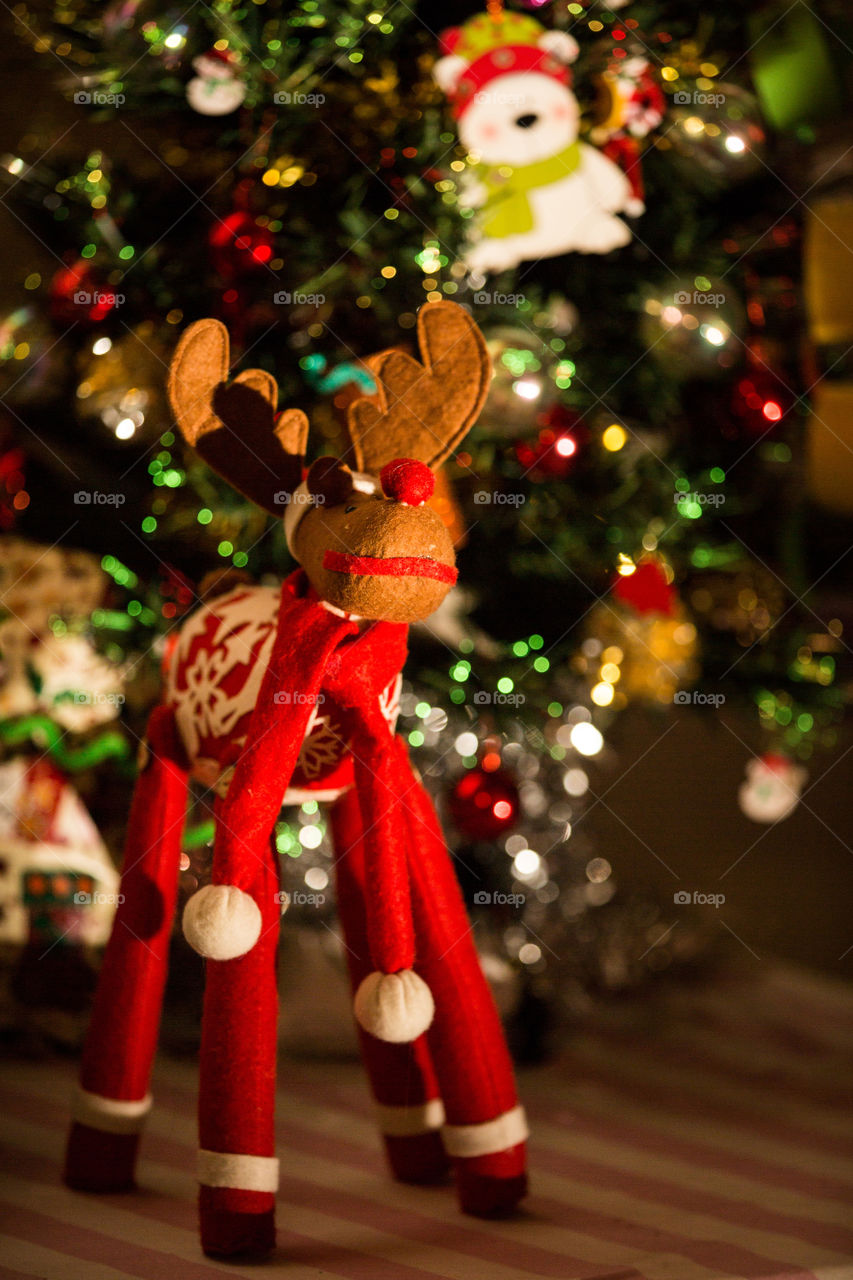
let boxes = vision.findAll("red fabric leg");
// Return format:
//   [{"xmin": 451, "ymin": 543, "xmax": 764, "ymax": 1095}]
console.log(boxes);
[
  {"xmin": 197, "ymin": 812, "xmax": 280, "ymax": 1258},
  {"xmin": 401, "ymin": 755, "xmax": 527, "ymax": 1217},
  {"xmin": 329, "ymin": 787, "xmax": 448, "ymax": 1185},
  {"xmin": 65, "ymin": 706, "xmax": 188, "ymax": 1192}
]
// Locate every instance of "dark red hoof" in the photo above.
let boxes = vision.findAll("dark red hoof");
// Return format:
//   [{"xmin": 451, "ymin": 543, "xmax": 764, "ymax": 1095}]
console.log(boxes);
[
  {"xmin": 384, "ymin": 1130, "xmax": 450, "ymax": 1184},
  {"xmin": 64, "ymin": 1123, "xmax": 139, "ymax": 1192},
  {"xmin": 199, "ymin": 1185, "xmax": 276, "ymax": 1258},
  {"xmin": 453, "ymin": 1142, "xmax": 528, "ymax": 1218}
]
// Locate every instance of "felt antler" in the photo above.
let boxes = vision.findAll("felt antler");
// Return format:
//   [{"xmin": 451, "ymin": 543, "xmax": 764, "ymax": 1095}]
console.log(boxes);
[
  {"xmin": 346, "ymin": 300, "xmax": 490, "ymax": 475},
  {"xmin": 168, "ymin": 319, "xmax": 309, "ymax": 515}
]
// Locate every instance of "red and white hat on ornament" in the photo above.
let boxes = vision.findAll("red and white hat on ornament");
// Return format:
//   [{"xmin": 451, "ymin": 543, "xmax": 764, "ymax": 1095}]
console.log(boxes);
[{"xmin": 434, "ymin": 11, "xmax": 579, "ymax": 118}]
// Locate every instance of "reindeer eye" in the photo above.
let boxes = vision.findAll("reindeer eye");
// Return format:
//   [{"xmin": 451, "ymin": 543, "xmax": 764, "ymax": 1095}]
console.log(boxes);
[{"xmin": 344, "ymin": 504, "xmax": 357, "ymax": 513}]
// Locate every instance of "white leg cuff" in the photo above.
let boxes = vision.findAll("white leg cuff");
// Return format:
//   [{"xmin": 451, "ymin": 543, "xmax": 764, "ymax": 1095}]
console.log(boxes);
[
  {"xmin": 71, "ymin": 1088, "xmax": 152, "ymax": 1135},
  {"xmin": 197, "ymin": 1149, "xmax": 280, "ymax": 1193},
  {"xmin": 442, "ymin": 1105, "xmax": 529, "ymax": 1158},
  {"xmin": 375, "ymin": 1097, "xmax": 446, "ymax": 1137}
]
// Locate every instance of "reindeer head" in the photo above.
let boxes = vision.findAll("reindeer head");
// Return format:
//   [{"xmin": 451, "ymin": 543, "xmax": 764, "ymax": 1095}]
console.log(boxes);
[{"xmin": 167, "ymin": 301, "xmax": 490, "ymax": 624}]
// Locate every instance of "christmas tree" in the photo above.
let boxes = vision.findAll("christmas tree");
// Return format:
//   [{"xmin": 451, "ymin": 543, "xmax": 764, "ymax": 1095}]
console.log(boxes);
[{"xmin": 1, "ymin": 0, "xmax": 851, "ymax": 1055}]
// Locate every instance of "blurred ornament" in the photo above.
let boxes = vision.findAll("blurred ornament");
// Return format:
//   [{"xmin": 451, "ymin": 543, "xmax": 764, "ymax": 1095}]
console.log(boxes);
[
  {"xmin": 738, "ymin": 752, "xmax": 805, "ymax": 823},
  {"xmin": 26, "ymin": 633, "xmax": 126, "ymax": 733},
  {"xmin": 0, "ymin": 568, "xmax": 125, "ymax": 731},
  {"xmin": 669, "ymin": 84, "xmax": 766, "ymax": 185},
  {"xmin": 50, "ymin": 261, "xmax": 120, "ymax": 326},
  {"xmin": 640, "ymin": 276, "xmax": 746, "ymax": 377},
  {"xmin": 434, "ymin": 11, "xmax": 635, "ymax": 272},
  {"xmin": 0, "ymin": 305, "xmax": 68, "ymax": 407},
  {"xmin": 1, "ymin": 749, "xmax": 119, "ymax": 1048},
  {"xmin": 579, "ymin": 560, "xmax": 699, "ymax": 706},
  {"xmin": 0, "ymin": 757, "xmax": 120, "ymax": 949},
  {"xmin": 209, "ymin": 210, "xmax": 274, "ymax": 278},
  {"xmin": 448, "ymin": 764, "xmax": 520, "ymax": 841},
  {"xmin": 591, "ymin": 56, "xmax": 665, "ymax": 215},
  {"xmin": 515, "ymin": 404, "xmax": 587, "ymax": 478},
  {"xmin": 301, "ymin": 352, "xmax": 376, "ymax": 397},
  {"xmin": 0, "ymin": 539, "xmax": 105, "ymax": 637},
  {"xmin": 75, "ymin": 325, "xmax": 167, "ymax": 444},
  {"xmin": 602, "ymin": 57, "xmax": 665, "ymax": 140},
  {"xmin": 613, "ymin": 559, "xmax": 674, "ymax": 615},
  {"xmin": 186, "ymin": 50, "xmax": 247, "ymax": 115},
  {"xmin": 481, "ymin": 327, "xmax": 561, "ymax": 433}
]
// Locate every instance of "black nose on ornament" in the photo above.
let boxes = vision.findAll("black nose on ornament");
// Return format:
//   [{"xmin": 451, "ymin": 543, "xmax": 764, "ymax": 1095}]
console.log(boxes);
[
  {"xmin": 515, "ymin": 113, "xmax": 539, "ymax": 129},
  {"xmin": 380, "ymin": 458, "xmax": 435, "ymax": 506}
]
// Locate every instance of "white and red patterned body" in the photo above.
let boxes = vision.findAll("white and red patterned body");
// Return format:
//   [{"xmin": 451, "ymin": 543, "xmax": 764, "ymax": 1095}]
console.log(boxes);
[{"xmin": 163, "ymin": 584, "xmax": 401, "ymax": 803}]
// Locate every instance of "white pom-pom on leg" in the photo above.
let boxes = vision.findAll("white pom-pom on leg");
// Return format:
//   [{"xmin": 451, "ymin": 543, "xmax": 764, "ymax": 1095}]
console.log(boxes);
[
  {"xmin": 354, "ymin": 970, "xmax": 435, "ymax": 1043},
  {"xmin": 182, "ymin": 884, "xmax": 262, "ymax": 960}
]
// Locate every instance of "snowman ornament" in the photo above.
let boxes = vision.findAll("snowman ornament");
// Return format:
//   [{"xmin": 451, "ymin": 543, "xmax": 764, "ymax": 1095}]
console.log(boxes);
[
  {"xmin": 738, "ymin": 753, "xmax": 807, "ymax": 824},
  {"xmin": 186, "ymin": 49, "xmax": 247, "ymax": 117},
  {"xmin": 434, "ymin": 12, "xmax": 635, "ymax": 274}
]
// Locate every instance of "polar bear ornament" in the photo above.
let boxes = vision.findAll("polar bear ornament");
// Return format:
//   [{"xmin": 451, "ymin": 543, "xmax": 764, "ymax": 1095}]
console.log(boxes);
[{"xmin": 434, "ymin": 12, "xmax": 636, "ymax": 273}]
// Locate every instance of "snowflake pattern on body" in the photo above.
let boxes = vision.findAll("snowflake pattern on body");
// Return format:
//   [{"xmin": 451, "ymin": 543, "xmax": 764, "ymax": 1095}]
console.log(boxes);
[
  {"xmin": 165, "ymin": 585, "xmax": 401, "ymax": 801},
  {"xmin": 166, "ymin": 586, "xmax": 278, "ymax": 763}
]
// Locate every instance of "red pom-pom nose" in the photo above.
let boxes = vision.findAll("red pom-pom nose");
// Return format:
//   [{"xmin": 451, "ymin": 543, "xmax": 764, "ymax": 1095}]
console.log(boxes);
[{"xmin": 380, "ymin": 458, "xmax": 435, "ymax": 505}]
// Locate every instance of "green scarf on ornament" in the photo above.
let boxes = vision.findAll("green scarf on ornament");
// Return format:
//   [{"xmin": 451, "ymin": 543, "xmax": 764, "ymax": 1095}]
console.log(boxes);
[{"xmin": 478, "ymin": 142, "xmax": 581, "ymax": 239}]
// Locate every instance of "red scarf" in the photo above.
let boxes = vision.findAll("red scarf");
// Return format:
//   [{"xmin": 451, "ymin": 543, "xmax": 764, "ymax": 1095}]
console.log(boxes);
[{"xmin": 212, "ymin": 572, "xmax": 418, "ymax": 974}]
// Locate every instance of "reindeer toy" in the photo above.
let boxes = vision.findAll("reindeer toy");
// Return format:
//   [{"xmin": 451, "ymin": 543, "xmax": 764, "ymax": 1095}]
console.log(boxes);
[{"xmin": 64, "ymin": 300, "xmax": 528, "ymax": 1258}]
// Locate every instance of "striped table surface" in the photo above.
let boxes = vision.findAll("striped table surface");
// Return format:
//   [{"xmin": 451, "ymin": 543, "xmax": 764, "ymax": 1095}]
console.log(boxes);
[{"xmin": 0, "ymin": 963, "xmax": 851, "ymax": 1280}]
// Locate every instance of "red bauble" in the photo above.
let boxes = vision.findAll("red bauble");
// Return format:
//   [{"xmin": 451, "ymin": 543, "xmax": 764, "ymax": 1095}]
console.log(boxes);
[
  {"xmin": 613, "ymin": 560, "xmax": 675, "ymax": 616},
  {"xmin": 50, "ymin": 261, "xmax": 119, "ymax": 325},
  {"xmin": 448, "ymin": 766, "xmax": 519, "ymax": 841},
  {"xmin": 514, "ymin": 405, "xmax": 587, "ymax": 479},
  {"xmin": 209, "ymin": 211, "xmax": 275, "ymax": 278}
]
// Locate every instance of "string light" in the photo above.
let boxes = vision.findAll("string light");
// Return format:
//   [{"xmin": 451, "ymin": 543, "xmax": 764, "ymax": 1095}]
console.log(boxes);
[
  {"xmin": 591, "ymin": 681, "xmax": 614, "ymax": 707},
  {"xmin": 513, "ymin": 848, "xmax": 540, "ymax": 876},
  {"xmin": 570, "ymin": 723, "xmax": 604, "ymax": 756},
  {"xmin": 299, "ymin": 825, "xmax": 322, "ymax": 849},
  {"xmin": 563, "ymin": 768, "xmax": 589, "ymax": 797},
  {"xmin": 602, "ymin": 424, "xmax": 627, "ymax": 451}
]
